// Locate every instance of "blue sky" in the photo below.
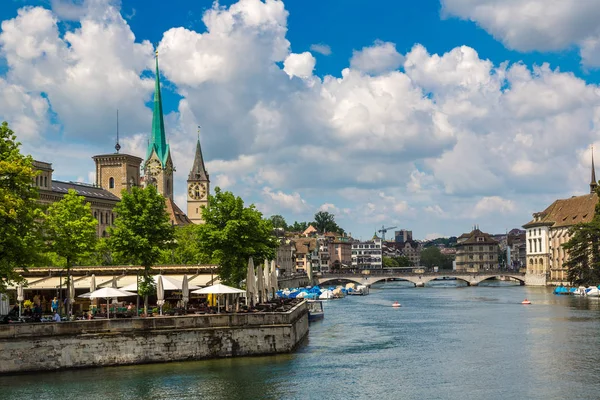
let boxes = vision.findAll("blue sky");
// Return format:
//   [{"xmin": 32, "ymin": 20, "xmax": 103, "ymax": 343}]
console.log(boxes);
[{"xmin": 2, "ymin": 0, "xmax": 600, "ymax": 240}]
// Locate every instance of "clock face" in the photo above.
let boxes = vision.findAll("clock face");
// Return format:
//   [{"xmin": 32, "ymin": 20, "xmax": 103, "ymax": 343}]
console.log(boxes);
[
  {"xmin": 146, "ymin": 159, "xmax": 161, "ymax": 176},
  {"xmin": 188, "ymin": 182, "xmax": 207, "ymax": 200}
]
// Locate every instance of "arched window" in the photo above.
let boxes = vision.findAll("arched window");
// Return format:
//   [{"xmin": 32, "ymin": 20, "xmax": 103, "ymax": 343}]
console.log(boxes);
[
  {"xmin": 539, "ymin": 258, "xmax": 543, "ymax": 267},
  {"xmin": 166, "ymin": 180, "xmax": 170, "ymax": 194},
  {"xmin": 44, "ymin": 176, "xmax": 47, "ymax": 187},
  {"xmin": 109, "ymin": 177, "xmax": 115, "ymax": 189}
]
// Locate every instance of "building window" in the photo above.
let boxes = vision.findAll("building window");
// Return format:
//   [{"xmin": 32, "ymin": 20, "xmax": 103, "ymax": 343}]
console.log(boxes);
[
  {"xmin": 44, "ymin": 176, "xmax": 47, "ymax": 187},
  {"xmin": 109, "ymin": 177, "xmax": 115, "ymax": 189},
  {"xmin": 112, "ymin": 213, "xmax": 115, "ymax": 225},
  {"xmin": 94, "ymin": 211, "xmax": 97, "ymax": 220},
  {"xmin": 100, "ymin": 213, "xmax": 103, "ymax": 224}
]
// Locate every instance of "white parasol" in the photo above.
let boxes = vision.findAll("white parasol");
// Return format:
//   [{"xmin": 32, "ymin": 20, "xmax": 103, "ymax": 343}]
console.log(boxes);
[
  {"xmin": 83, "ymin": 287, "xmax": 136, "ymax": 319},
  {"xmin": 157, "ymin": 275, "xmax": 165, "ymax": 315},
  {"xmin": 256, "ymin": 261, "xmax": 264, "ymax": 304},
  {"xmin": 17, "ymin": 284, "xmax": 24, "ymax": 318},
  {"xmin": 246, "ymin": 257, "xmax": 256, "ymax": 307},
  {"xmin": 271, "ymin": 260, "xmax": 278, "ymax": 294},
  {"xmin": 182, "ymin": 274, "xmax": 189, "ymax": 309}
]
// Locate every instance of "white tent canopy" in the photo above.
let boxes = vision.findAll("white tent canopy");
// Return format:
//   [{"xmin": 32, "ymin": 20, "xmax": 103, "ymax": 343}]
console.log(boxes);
[
  {"xmin": 120, "ymin": 274, "xmax": 200, "ymax": 291},
  {"xmin": 81, "ymin": 287, "xmax": 136, "ymax": 299},
  {"xmin": 192, "ymin": 284, "xmax": 245, "ymax": 295}
]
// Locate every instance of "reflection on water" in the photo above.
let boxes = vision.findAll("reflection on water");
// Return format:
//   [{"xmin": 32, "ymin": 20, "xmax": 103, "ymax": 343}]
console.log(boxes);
[{"xmin": 2, "ymin": 284, "xmax": 600, "ymax": 400}]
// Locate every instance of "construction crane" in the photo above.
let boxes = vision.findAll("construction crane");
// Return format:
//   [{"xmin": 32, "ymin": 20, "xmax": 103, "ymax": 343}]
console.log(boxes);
[{"xmin": 378, "ymin": 225, "xmax": 397, "ymax": 242}]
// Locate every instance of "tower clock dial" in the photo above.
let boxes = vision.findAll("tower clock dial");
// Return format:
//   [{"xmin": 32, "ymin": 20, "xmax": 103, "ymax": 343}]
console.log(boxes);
[
  {"xmin": 146, "ymin": 159, "xmax": 162, "ymax": 176},
  {"xmin": 188, "ymin": 182, "xmax": 207, "ymax": 200}
]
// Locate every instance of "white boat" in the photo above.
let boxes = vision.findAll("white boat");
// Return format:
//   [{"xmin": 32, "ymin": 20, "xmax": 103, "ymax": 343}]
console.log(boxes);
[
  {"xmin": 319, "ymin": 290, "xmax": 334, "ymax": 300},
  {"xmin": 573, "ymin": 286, "xmax": 587, "ymax": 296},
  {"xmin": 586, "ymin": 286, "xmax": 600, "ymax": 297},
  {"xmin": 349, "ymin": 285, "xmax": 369, "ymax": 295},
  {"xmin": 307, "ymin": 300, "xmax": 324, "ymax": 321}
]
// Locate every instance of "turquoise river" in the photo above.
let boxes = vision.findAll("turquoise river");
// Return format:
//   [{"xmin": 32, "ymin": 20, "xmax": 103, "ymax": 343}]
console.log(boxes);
[{"xmin": 2, "ymin": 281, "xmax": 600, "ymax": 400}]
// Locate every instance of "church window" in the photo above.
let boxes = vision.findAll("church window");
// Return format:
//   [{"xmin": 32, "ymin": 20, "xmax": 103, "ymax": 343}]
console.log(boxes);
[
  {"xmin": 196, "ymin": 208, "xmax": 199, "ymax": 214},
  {"xmin": 109, "ymin": 177, "xmax": 115, "ymax": 189}
]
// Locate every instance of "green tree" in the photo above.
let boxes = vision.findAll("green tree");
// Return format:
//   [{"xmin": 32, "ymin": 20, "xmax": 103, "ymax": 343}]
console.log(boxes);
[
  {"xmin": 158, "ymin": 224, "xmax": 212, "ymax": 265},
  {"xmin": 44, "ymin": 189, "xmax": 98, "ymax": 316},
  {"xmin": 420, "ymin": 247, "xmax": 453, "ymax": 269},
  {"xmin": 0, "ymin": 122, "xmax": 44, "ymax": 293},
  {"xmin": 289, "ymin": 221, "xmax": 309, "ymax": 232},
  {"xmin": 383, "ymin": 256, "xmax": 399, "ymax": 268},
  {"xmin": 395, "ymin": 256, "xmax": 412, "ymax": 268},
  {"xmin": 109, "ymin": 185, "xmax": 174, "ymax": 314},
  {"xmin": 269, "ymin": 214, "xmax": 288, "ymax": 230},
  {"xmin": 313, "ymin": 211, "xmax": 344, "ymax": 234},
  {"xmin": 563, "ymin": 196, "xmax": 600, "ymax": 285},
  {"xmin": 197, "ymin": 187, "xmax": 278, "ymax": 286}
]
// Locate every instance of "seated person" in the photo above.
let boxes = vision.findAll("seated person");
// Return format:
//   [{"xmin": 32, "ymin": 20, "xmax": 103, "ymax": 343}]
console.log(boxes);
[{"xmin": 53, "ymin": 311, "xmax": 61, "ymax": 322}]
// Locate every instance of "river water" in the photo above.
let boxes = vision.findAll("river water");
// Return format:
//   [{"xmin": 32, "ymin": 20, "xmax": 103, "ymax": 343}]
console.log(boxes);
[{"xmin": 2, "ymin": 281, "xmax": 600, "ymax": 400}]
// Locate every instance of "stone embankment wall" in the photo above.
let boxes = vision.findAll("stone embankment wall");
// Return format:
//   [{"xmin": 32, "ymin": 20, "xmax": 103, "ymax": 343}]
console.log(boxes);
[
  {"xmin": 0, "ymin": 301, "xmax": 308, "ymax": 374},
  {"xmin": 278, "ymin": 275, "xmax": 311, "ymax": 289},
  {"xmin": 525, "ymin": 273, "xmax": 547, "ymax": 286}
]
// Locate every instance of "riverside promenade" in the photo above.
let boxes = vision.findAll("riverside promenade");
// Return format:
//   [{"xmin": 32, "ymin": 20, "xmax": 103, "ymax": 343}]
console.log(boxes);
[{"xmin": 0, "ymin": 300, "xmax": 308, "ymax": 374}]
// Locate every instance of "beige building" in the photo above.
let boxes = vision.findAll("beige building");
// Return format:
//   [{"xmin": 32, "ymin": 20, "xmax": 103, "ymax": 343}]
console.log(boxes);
[
  {"xmin": 523, "ymin": 176, "xmax": 598, "ymax": 285},
  {"xmin": 33, "ymin": 160, "xmax": 120, "ymax": 238},
  {"xmin": 276, "ymin": 239, "xmax": 295, "ymax": 275},
  {"xmin": 455, "ymin": 228, "xmax": 499, "ymax": 272}
]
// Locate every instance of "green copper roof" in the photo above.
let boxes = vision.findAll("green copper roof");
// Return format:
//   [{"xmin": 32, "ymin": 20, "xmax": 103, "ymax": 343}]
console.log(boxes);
[{"xmin": 147, "ymin": 52, "xmax": 170, "ymax": 166}]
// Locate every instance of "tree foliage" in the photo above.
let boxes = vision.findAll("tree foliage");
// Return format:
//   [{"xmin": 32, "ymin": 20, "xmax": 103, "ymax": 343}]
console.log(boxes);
[
  {"xmin": 108, "ymin": 185, "xmax": 174, "ymax": 313},
  {"xmin": 269, "ymin": 214, "xmax": 288, "ymax": 230},
  {"xmin": 0, "ymin": 122, "xmax": 43, "ymax": 293},
  {"xmin": 420, "ymin": 247, "xmax": 454, "ymax": 269},
  {"xmin": 197, "ymin": 187, "xmax": 278, "ymax": 287},
  {"xmin": 44, "ymin": 189, "xmax": 98, "ymax": 315},
  {"xmin": 44, "ymin": 189, "xmax": 98, "ymax": 268},
  {"xmin": 563, "ymin": 196, "xmax": 600, "ymax": 286},
  {"xmin": 289, "ymin": 221, "xmax": 309, "ymax": 232},
  {"xmin": 158, "ymin": 224, "xmax": 213, "ymax": 265},
  {"xmin": 313, "ymin": 211, "xmax": 344, "ymax": 234}
]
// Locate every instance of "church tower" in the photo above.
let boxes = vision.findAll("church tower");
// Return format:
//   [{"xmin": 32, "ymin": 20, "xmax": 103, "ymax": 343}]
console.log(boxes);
[
  {"xmin": 187, "ymin": 127, "xmax": 210, "ymax": 224},
  {"xmin": 143, "ymin": 50, "xmax": 174, "ymax": 201}
]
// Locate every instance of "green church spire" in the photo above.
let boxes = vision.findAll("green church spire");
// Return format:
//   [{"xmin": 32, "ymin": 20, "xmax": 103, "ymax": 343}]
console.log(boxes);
[{"xmin": 147, "ymin": 50, "xmax": 170, "ymax": 165}]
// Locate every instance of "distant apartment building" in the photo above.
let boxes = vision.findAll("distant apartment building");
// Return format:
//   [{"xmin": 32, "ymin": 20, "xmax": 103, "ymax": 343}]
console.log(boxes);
[
  {"xmin": 523, "ymin": 186, "xmax": 597, "ymax": 285},
  {"xmin": 385, "ymin": 240, "xmax": 422, "ymax": 266},
  {"xmin": 455, "ymin": 227, "xmax": 499, "ymax": 272},
  {"xmin": 351, "ymin": 236, "xmax": 383, "ymax": 269},
  {"xmin": 292, "ymin": 238, "xmax": 318, "ymax": 273},
  {"xmin": 395, "ymin": 229, "xmax": 413, "ymax": 243},
  {"xmin": 330, "ymin": 238, "xmax": 353, "ymax": 270},
  {"xmin": 276, "ymin": 239, "xmax": 295, "ymax": 274}
]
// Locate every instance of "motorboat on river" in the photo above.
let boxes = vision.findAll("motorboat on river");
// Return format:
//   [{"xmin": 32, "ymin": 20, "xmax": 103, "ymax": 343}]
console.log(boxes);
[{"xmin": 307, "ymin": 300, "xmax": 324, "ymax": 321}]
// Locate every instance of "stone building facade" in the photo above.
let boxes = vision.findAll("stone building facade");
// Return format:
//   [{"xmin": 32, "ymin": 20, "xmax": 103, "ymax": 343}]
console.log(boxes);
[
  {"xmin": 455, "ymin": 228, "xmax": 499, "ymax": 272},
  {"xmin": 351, "ymin": 236, "xmax": 383, "ymax": 269},
  {"xmin": 523, "ymin": 157, "xmax": 599, "ymax": 285}
]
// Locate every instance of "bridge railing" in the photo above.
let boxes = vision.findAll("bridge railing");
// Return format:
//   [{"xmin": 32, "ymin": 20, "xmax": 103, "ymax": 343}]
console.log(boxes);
[{"xmin": 319, "ymin": 269, "xmax": 524, "ymax": 277}]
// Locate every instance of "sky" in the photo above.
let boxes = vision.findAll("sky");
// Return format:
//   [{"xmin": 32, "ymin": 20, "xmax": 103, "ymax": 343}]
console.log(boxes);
[{"xmin": 2, "ymin": 0, "xmax": 600, "ymax": 241}]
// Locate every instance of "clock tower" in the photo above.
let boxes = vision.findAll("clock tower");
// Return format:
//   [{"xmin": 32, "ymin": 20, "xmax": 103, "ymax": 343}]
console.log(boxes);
[
  {"xmin": 143, "ymin": 50, "xmax": 174, "ymax": 201},
  {"xmin": 187, "ymin": 128, "xmax": 210, "ymax": 224}
]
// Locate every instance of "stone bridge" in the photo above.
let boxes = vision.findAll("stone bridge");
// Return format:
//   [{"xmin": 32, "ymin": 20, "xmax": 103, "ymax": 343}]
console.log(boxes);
[{"xmin": 316, "ymin": 271, "xmax": 526, "ymax": 287}]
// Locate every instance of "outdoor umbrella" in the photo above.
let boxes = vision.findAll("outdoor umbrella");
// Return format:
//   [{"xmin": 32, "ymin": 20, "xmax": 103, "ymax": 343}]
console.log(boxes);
[
  {"xmin": 90, "ymin": 274, "xmax": 97, "ymax": 311},
  {"xmin": 0, "ymin": 293, "xmax": 9, "ymax": 316},
  {"xmin": 182, "ymin": 274, "xmax": 189, "ymax": 310},
  {"xmin": 69, "ymin": 276, "xmax": 75, "ymax": 307},
  {"xmin": 157, "ymin": 275, "xmax": 165, "ymax": 316},
  {"xmin": 85, "ymin": 287, "xmax": 136, "ymax": 320},
  {"xmin": 271, "ymin": 260, "xmax": 278, "ymax": 294},
  {"xmin": 246, "ymin": 257, "xmax": 256, "ymax": 307},
  {"xmin": 192, "ymin": 284, "xmax": 246, "ymax": 313},
  {"xmin": 264, "ymin": 259, "xmax": 271, "ymax": 301},
  {"xmin": 257, "ymin": 261, "xmax": 264, "ymax": 304},
  {"xmin": 17, "ymin": 284, "xmax": 24, "ymax": 318}
]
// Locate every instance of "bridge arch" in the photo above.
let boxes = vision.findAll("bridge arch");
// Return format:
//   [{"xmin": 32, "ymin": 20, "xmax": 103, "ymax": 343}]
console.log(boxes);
[{"xmin": 473, "ymin": 274, "xmax": 525, "ymax": 285}]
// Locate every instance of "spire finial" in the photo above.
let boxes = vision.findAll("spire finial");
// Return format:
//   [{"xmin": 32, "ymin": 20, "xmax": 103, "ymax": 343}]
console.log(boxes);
[
  {"xmin": 591, "ymin": 144, "xmax": 597, "ymax": 194},
  {"xmin": 197, "ymin": 125, "xmax": 201, "ymax": 141},
  {"xmin": 115, "ymin": 109, "xmax": 121, "ymax": 153}
]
